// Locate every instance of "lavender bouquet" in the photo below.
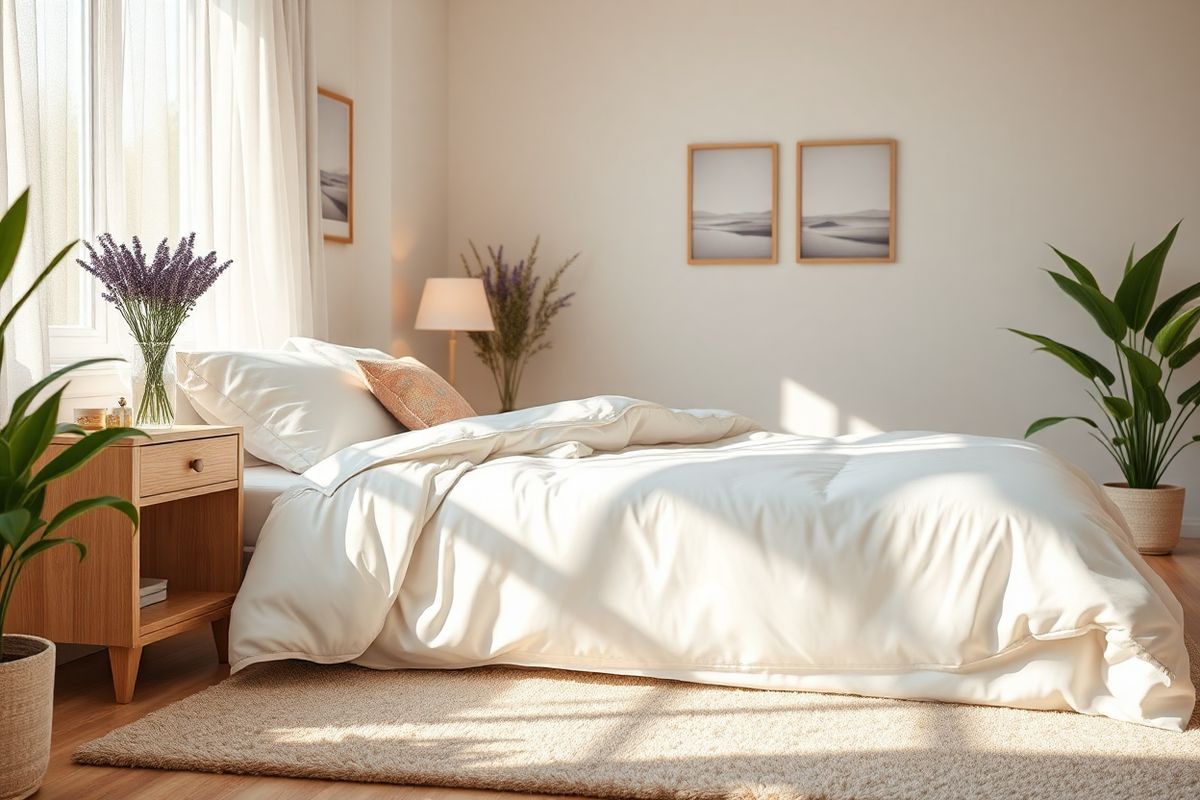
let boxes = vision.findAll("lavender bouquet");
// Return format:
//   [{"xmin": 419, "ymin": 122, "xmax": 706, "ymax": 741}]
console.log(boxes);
[
  {"xmin": 462, "ymin": 237, "xmax": 578, "ymax": 412},
  {"xmin": 78, "ymin": 233, "xmax": 231, "ymax": 426}
]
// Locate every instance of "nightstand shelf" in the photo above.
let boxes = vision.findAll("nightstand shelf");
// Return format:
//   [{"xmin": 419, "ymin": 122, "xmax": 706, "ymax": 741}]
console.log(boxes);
[
  {"xmin": 7, "ymin": 424, "xmax": 244, "ymax": 703},
  {"xmin": 139, "ymin": 590, "xmax": 237, "ymax": 640}
]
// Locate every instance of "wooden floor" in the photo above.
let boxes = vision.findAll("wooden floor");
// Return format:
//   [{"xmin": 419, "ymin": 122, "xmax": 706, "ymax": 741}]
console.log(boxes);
[{"xmin": 39, "ymin": 540, "xmax": 1200, "ymax": 799}]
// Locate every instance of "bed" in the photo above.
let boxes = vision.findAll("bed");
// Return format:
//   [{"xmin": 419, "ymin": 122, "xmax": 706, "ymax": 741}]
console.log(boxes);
[
  {"xmin": 222, "ymin": 393, "xmax": 1195, "ymax": 732},
  {"xmin": 242, "ymin": 465, "xmax": 306, "ymax": 553}
]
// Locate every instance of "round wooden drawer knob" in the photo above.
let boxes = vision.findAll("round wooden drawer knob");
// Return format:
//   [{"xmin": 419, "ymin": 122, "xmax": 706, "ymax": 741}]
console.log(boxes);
[{"xmin": 189, "ymin": 458, "xmax": 205, "ymax": 473}]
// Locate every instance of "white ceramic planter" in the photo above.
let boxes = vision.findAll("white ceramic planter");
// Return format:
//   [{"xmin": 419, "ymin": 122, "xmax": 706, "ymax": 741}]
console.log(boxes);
[
  {"xmin": 0, "ymin": 634, "xmax": 55, "ymax": 800},
  {"xmin": 1103, "ymin": 483, "xmax": 1185, "ymax": 555}
]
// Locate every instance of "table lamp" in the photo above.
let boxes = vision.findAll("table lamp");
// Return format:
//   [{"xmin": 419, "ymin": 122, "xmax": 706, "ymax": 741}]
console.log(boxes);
[{"xmin": 414, "ymin": 278, "xmax": 495, "ymax": 386}]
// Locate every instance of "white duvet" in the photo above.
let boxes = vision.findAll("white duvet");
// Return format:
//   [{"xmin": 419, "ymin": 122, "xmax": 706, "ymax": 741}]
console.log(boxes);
[{"xmin": 229, "ymin": 396, "xmax": 1195, "ymax": 730}]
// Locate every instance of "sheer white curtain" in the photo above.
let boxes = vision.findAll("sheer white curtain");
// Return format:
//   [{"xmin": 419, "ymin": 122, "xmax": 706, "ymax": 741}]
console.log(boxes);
[
  {"xmin": 181, "ymin": 0, "xmax": 326, "ymax": 348},
  {"xmin": 121, "ymin": 0, "xmax": 326, "ymax": 349},
  {"xmin": 0, "ymin": 0, "xmax": 70, "ymax": 407},
  {"xmin": 0, "ymin": 0, "xmax": 325, "ymax": 403}
]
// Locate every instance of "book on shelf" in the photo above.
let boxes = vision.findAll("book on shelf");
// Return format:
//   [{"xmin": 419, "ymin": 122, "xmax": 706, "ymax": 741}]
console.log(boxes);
[
  {"xmin": 139, "ymin": 589, "xmax": 167, "ymax": 608},
  {"xmin": 139, "ymin": 577, "xmax": 168, "ymax": 608},
  {"xmin": 139, "ymin": 577, "xmax": 167, "ymax": 597}
]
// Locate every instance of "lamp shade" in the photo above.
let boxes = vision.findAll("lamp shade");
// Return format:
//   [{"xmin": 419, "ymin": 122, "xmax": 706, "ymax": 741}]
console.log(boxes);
[{"xmin": 414, "ymin": 278, "xmax": 495, "ymax": 331}]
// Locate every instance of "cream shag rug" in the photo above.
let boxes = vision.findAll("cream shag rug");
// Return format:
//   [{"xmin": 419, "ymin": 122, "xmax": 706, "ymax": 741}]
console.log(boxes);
[{"xmin": 76, "ymin": 641, "xmax": 1200, "ymax": 800}]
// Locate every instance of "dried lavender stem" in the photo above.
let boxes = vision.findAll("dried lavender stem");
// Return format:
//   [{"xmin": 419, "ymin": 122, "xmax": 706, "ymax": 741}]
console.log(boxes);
[
  {"xmin": 461, "ymin": 236, "xmax": 577, "ymax": 412},
  {"xmin": 76, "ymin": 233, "xmax": 231, "ymax": 426}
]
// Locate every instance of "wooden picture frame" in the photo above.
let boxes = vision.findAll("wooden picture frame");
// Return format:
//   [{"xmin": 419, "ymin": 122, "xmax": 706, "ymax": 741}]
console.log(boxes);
[
  {"xmin": 317, "ymin": 87, "xmax": 354, "ymax": 244},
  {"xmin": 796, "ymin": 138, "xmax": 896, "ymax": 264},
  {"xmin": 688, "ymin": 142, "xmax": 778, "ymax": 265}
]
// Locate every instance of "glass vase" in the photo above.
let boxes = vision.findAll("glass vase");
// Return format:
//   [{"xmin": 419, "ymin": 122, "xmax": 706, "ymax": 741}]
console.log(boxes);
[
  {"xmin": 130, "ymin": 341, "xmax": 176, "ymax": 428},
  {"xmin": 495, "ymin": 356, "xmax": 520, "ymax": 413}
]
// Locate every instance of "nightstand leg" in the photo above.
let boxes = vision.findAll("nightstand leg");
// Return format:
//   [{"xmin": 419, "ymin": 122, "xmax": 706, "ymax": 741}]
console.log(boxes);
[
  {"xmin": 212, "ymin": 616, "xmax": 230, "ymax": 664},
  {"xmin": 108, "ymin": 645, "xmax": 143, "ymax": 704}
]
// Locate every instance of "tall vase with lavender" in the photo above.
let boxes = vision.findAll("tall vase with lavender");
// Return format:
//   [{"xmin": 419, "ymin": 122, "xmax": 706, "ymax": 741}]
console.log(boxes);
[
  {"xmin": 78, "ymin": 234, "xmax": 231, "ymax": 427},
  {"xmin": 462, "ymin": 237, "xmax": 578, "ymax": 412}
]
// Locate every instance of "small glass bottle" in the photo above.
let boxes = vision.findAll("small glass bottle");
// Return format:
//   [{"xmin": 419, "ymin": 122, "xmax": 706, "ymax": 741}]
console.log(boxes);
[{"xmin": 106, "ymin": 397, "xmax": 133, "ymax": 428}]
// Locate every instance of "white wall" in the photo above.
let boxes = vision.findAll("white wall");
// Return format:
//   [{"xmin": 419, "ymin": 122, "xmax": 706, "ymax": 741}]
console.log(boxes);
[
  {"xmin": 445, "ymin": 0, "xmax": 1200, "ymax": 526},
  {"xmin": 314, "ymin": 0, "xmax": 446, "ymax": 366}
]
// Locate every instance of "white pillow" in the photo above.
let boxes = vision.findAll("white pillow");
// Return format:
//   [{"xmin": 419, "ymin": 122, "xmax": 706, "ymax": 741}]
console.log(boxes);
[
  {"xmin": 282, "ymin": 337, "xmax": 394, "ymax": 376},
  {"xmin": 177, "ymin": 349, "xmax": 405, "ymax": 473}
]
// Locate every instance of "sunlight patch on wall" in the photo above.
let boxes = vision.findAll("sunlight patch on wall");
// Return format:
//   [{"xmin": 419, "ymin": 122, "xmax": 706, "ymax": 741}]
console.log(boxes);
[{"xmin": 780, "ymin": 379, "xmax": 880, "ymax": 437}]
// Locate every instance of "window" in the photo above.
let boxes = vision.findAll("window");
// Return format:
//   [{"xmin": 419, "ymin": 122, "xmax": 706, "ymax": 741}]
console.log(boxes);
[
  {"xmin": 9, "ymin": 0, "xmax": 316, "ymax": 367},
  {"xmin": 14, "ymin": 1, "xmax": 184, "ymax": 363},
  {"xmin": 23, "ymin": 1, "xmax": 93, "ymax": 350}
]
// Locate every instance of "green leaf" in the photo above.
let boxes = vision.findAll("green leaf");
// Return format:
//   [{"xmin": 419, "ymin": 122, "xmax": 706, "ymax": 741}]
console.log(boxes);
[
  {"xmin": 0, "ymin": 508, "xmax": 32, "ymax": 551},
  {"xmin": 1121, "ymin": 345, "xmax": 1164, "ymax": 389},
  {"xmin": 55, "ymin": 422, "xmax": 86, "ymax": 436},
  {"xmin": 1148, "ymin": 388, "xmax": 1172, "ymax": 423},
  {"xmin": 1049, "ymin": 245, "xmax": 1099, "ymax": 289},
  {"xmin": 25, "ymin": 426, "xmax": 148, "ymax": 497},
  {"xmin": 1146, "ymin": 280, "xmax": 1200, "ymax": 341},
  {"xmin": 8, "ymin": 386, "xmax": 64, "ymax": 477},
  {"xmin": 0, "ymin": 189, "xmax": 29, "ymax": 288},
  {"xmin": 1101, "ymin": 396, "xmax": 1134, "ymax": 421},
  {"xmin": 1114, "ymin": 222, "xmax": 1179, "ymax": 331},
  {"xmin": 1025, "ymin": 416, "xmax": 1098, "ymax": 438},
  {"xmin": 43, "ymin": 495, "xmax": 138, "ymax": 538},
  {"xmin": 1152, "ymin": 306, "xmax": 1200, "ymax": 358},
  {"xmin": 2, "ymin": 357, "xmax": 122, "ymax": 438},
  {"xmin": 0, "ymin": 238, "xmax": 78, "ymax": 341},
  {"xmin": 1033, "ymin": 346, "xmax": 1115, "ymax": 386},
  {"xmin": 15, "ymin": 536, "xmax": 86, "ymax": 564},
  {"xmin": 1132, "ymin": 382, "xmax": 1173, "ymax": 423},
  {"xmin": 22, "ymin": 486, "xmax": 44, "ymax": 522},
  {"xmin": 1179, "ymin": 378, "xmax": 1200, "ymax": 407},
  {"xmin": 1121, "ymin": 345, "xmax": 1171, "ymax": 423},
  {"xmin": 1124, "ymin": 243, "xmax": 1135, "ymax": 275},
  {"xmin": 1046, "ymin": 271, "xmax": 1128, "ymax": 341},
  {"xmin": 1007, "ymin": 329, "xmax": 1116, "ymax": 385},
  {"xmin": 1168, "ymin": 337, "xmax": 1200, "ymax": 370}
]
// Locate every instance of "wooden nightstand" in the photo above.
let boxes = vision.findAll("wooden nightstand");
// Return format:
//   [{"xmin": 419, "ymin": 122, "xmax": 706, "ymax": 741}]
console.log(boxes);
[{"xmin": 7, "ymin": 425, "xmax": 243, "ymax": 703}]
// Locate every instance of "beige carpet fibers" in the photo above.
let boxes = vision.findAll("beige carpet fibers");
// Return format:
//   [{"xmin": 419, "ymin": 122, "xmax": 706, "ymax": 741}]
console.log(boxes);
[{"xmin": 76, "ymin": 641, "xmax": 1200, "ymax": 800}]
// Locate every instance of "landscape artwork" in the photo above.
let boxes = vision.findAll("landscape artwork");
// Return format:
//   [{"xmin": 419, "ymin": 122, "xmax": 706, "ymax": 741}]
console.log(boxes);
[
  {"xmin": 688, "ymin": 143, "xmax": 778, "ymax": 264},
  {"xmin": 798, "ymin": 140, "xmax": 896, "ymax": 263},
  {"xmin": 318, "ymin": 88, "xmax": 353, "ymax": 243}
]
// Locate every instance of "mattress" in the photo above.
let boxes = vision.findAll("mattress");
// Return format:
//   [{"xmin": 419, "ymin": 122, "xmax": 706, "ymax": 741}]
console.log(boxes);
[{"xmin": 243, "ymin": 465, "xmax": 305, "ymax": 550}]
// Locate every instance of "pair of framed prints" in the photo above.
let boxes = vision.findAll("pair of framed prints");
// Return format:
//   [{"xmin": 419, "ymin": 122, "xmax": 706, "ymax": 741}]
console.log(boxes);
[{"xmin": 686, "ymin": 139, "xmax": 896, "ymax": 265}]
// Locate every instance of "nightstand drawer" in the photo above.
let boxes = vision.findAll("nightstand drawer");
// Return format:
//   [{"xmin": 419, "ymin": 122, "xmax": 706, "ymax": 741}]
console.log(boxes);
[{"xmin": 139, "ymin": 435, "xmax": 239, "ymax": 497}]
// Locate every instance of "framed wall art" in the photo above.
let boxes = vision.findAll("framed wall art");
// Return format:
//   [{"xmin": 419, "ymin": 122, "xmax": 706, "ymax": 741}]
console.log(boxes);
[
  {"xmin": 688, "ymin": 142, "xmax": 778, "ymax": 265},
  {"xmin": 796, "ymin": 139, "xmax": 896, "ymax": 264},
  {"xmin": 318, "ymin": 87, "xmax": 354, "ymax": 243}
]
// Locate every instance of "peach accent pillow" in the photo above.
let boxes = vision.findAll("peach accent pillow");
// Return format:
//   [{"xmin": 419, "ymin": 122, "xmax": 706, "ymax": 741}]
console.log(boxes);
[{"xmin": 357, "ymin": 357, "xmax": 477, "ymax": 430}]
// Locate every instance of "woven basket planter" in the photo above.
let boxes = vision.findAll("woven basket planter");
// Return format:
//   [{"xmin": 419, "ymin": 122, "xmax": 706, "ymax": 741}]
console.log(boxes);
[
  {"xmin": 0, "ymin": 635, "xmax": 55, "ymax": 800},
  {"xmin": 1103, "ymin": 483, "xmax": 1185, "ymax": 555}
]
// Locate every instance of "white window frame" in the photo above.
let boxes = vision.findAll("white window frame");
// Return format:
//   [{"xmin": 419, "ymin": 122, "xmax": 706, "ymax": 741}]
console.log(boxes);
[{"xmin": 47, "ymin": 1, "xmax": 119, "ymax": 369}]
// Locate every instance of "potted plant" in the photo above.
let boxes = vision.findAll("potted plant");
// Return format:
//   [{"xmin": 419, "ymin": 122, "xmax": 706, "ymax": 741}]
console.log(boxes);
[
  {"xmin": 461, "ymin": 237, "xmax": 578, "ymax": 412},
  {"xmin": 0, "ymin": 190, "xmax": 144, "ymax": 800},
  {"xmin": 1010, "ymin": 222, "xmax": 1200, "ymax": 554}
]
